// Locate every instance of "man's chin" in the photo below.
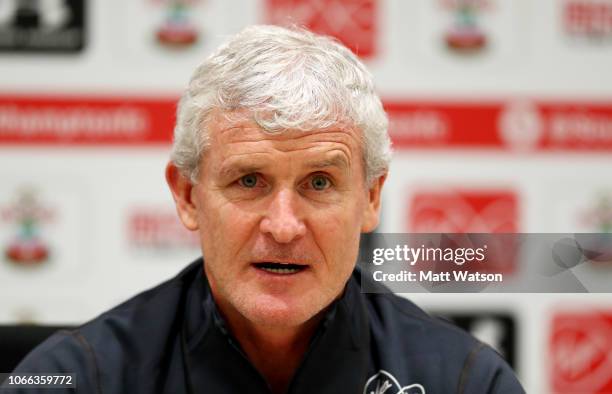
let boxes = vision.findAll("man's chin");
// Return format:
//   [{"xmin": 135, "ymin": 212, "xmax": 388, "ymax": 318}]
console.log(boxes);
[{"xmin": 238, "ymin": 293, "xmax": 326, "ymax": 329}]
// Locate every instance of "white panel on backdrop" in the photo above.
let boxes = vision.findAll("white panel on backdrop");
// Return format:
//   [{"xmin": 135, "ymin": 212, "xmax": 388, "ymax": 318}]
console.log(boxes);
[{"xmin": 1, "ymin": 1, "xmax": 612, "ymax": 392}]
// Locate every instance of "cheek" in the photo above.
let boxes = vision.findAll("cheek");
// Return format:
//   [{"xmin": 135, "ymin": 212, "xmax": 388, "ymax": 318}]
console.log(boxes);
[
  {"xmin": 310, "ymin": 205, "xmax": 363, "ymax": 266},
  {"xmin": 322, "ymin": 195, "xmax": 367, "ymax": 232},
  {"xmin": 195, "ymin": 192, "xmax": 258, "ymax": 262}
]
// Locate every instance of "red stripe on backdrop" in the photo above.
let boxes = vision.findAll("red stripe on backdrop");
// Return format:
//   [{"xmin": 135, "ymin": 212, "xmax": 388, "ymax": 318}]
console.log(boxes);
[
  {"xmin": 0, "ymin": 95, "xmax": 177, "ymax": 145},
  {"xmin": 1, "ymin": 95, "xmax": 612, "ymax": 150}
]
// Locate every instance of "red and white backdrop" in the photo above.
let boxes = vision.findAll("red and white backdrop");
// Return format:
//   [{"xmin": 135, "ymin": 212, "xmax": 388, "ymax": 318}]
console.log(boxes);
[{"xmin": 1, "ymin": 0, "xmax": 612, "ymax": 392}]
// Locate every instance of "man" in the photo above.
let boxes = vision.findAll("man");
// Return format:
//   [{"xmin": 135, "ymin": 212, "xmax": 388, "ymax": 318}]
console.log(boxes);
[{"xmin": 9, "ymin": 25, "xmax": 524, "ymax": 393}]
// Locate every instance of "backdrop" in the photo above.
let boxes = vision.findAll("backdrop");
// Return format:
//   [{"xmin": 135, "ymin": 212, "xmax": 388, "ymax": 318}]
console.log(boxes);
[{"xmin": 1, "ymin": 1, "xmax": 611, "ymax": 393}]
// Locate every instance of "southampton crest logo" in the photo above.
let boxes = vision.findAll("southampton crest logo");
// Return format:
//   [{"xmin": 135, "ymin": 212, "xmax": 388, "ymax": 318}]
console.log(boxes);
[
  {"xmin": 154, "ymin": 0, "xmax": 201, "ymax": 48},
  {"xmin": 1, "ymin": 187, "xmax": 53, "ymax": 265},
  {"xmin": 364, "ymin": 370, "xmax": 425, "ymax": 394},
  {"xmin": 441, "ymin": 0, "xmax": 490, "ymax": 53}
]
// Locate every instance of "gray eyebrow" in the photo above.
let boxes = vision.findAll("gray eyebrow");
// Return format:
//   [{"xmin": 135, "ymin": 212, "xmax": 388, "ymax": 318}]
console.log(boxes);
[
  {"xmin": 304, "ymin": 155, "xmax": 349, "ymax": 170},
  {"xmin": 218, "ymin": 163, "xmax": 263, "ymax": 180}
]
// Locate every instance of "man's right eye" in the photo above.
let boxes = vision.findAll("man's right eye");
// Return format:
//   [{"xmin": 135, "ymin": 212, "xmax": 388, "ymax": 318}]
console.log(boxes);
[{"xmin": 239, "ymin": 174, "xmax": 258, "ymax": 188}]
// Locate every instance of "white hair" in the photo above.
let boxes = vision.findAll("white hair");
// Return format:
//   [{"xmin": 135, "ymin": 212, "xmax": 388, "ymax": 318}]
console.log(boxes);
[{"xmin": 171, "ymin": 24, "xmax": 391, "ymax": 185}]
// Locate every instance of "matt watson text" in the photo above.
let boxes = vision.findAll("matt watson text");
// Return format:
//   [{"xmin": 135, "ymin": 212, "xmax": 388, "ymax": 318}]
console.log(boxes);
[{"xmin": 372, "ymin": 270, "xmax": 503, "ymax": 283}]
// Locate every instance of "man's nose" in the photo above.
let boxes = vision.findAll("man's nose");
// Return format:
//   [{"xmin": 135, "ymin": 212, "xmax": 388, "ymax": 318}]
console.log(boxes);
[{"xmin": 259, "ymin": 188, "xmax": 307, "ymax": 244}]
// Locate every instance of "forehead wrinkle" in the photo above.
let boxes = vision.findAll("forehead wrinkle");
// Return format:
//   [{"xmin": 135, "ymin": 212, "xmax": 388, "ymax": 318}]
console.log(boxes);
[
  {"xmin": 211, "ymin": 122, "xmax": 363, "ymax": 173},
  {"xmin": 217, "ymin": 127, "xmax": 266, "ymax": 142},
  {"xmin": 209, "ymin": 109, "xmax": 362, "ymax": 145},
  {"xmin": 277, "ymin": 129, "xmax": 360, "ymax": 146},
  {"xmin": 218, "ymin": 130, "xmax": 357, "ymax": 157},
  {"xmin": 214, "ymin": 118, "xmax": 360, "ymax": 142},
  {"xmin": 266, "ymin": 130, "xmax": 359, "ymax": 158}
]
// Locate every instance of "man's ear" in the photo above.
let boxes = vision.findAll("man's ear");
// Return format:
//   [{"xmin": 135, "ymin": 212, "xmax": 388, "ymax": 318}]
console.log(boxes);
[
  {"xmin": 165, "ymin": 162, "xmax": 199, "ymax": 231},
  {"xmin": 361, "ymin": 172, "xmax": 387, "ymax": 233}
]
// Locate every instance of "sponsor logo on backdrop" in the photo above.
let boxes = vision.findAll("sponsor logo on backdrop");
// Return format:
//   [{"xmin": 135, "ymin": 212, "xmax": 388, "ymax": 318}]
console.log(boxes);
[
  {"xmin": 0, "ymin": 0, "xmax": 85, "ymax": 52},
  {"xmin": 501, "ymin": 100, "xmax": 612, "ymax": 149},
  {"xmin": 0, "ymin": 95, "xmax": 176, "ymax": 144},
  {"xmin": 550, "ymin": 311, "xmax": 612, "ymax": 393},
  {"xmin": 154, "ymin": 0, "xmax": 201, "ymax": 49},
  {"xmin": 440, "ymin": 0, "xmax": 490, "ymax": 53},
  {"xmin": 409, "ymin": 189, "xmax": 519, "ymax": 233},
  {"xmin": 1, "ymin": 187, "xmax": 53, "ymax": 266},
  {"xmin": 549, "ymin": 107, "xmax": 612, "ymax": 147},
  {"xmin": 385, "ymin": 100, "xmax": 612, "ymax": 151},
  {"xmin": 498, "ymin": 100, "xmax": 544, "ymax": 151},
  {"xmin": 387, "ymin": 110, "xmax": 449, "ymax": 144},
  {"xmin": 127, "ymin": 207, "xmax": 199, "ymax": 253},
  {"xmin": 265, "ymin": 0, "xmax": 377, "ymax": 58},
  {"xmin": 563, "ymin": 0, "xmax": 612, "ymax": 42},
  {"xmin": 436, "ymin": 312, "xmax": 516, "ymax": 367},
  {"xmin": 408, "ymin": 189, "xmax": 519, "ymax": 275}
]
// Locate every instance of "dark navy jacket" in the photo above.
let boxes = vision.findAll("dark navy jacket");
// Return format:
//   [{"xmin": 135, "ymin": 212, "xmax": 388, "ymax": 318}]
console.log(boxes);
[{"xmin": 9, "ymin": 259, "xmax": 525, "ymax": 393}]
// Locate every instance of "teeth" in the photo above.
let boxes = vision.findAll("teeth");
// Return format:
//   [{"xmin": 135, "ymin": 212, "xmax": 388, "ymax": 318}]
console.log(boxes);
[{"xmin": 260, "ymin": 266, "xmax": 301, "ymax": 274}]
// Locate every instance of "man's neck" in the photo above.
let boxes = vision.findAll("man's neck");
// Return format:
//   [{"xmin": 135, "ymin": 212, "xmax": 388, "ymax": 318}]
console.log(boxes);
[
  {"xmin": 217, "ymin": 306, "xmax": 326, "ymax": 394},
  {"xmin": 238, "ymin": 323, "xmax": 317, "ymax": 394}
]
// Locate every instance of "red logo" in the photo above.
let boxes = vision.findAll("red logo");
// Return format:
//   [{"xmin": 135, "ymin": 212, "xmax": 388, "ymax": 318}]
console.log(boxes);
[
  {"xmin": 408, "ymin": 189, "xmax": 519, "ymax": 233},
  {"xmin": 408, "ymin": 190, "xmax": 519, "ymax": 275},
  {"xmin": 265, "ymin": 0, "xmax": 377, "ymax": 58},
  {"xmin": 127, "ymin": 208, "xmax": 199, "ymax": 251},
  {"xmin": 550, "ymin": 312, "xmax": 612, "ymax": 393},
  {"xmin": 563, "ymin": 0, "xmax": 612, "ymax": 39}
]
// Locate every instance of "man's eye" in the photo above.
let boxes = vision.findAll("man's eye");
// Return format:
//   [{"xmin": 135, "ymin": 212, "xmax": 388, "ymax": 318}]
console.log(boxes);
[
  {"xmin": 239, "ymin": 174, "xmax": 258, "ymax": 188},
  {"xmin": 311, "ymin": 175, "xmax": 331, "ymax": 190}
]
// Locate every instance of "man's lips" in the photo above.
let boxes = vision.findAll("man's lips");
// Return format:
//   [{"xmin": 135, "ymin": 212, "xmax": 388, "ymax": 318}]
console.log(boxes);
[{"xmin": 252, "ymin": 261, "xmax": 309, "ymax": 275}]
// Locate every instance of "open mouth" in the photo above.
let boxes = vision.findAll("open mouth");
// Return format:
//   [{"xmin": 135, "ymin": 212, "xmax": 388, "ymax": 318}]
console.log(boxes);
[{"xmin": 253, "ymin": 262, "xmax": 307, "ymax": 275}]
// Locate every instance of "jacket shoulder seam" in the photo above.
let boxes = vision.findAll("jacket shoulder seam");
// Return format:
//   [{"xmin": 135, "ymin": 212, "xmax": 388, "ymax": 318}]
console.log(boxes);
[
  {"xmin": 65, "ymin": 329, "xmax": 103, "ymax": 394},
  {"xmin": 456, "ymin": 342, "xmax": 486, "ymax": 394}
]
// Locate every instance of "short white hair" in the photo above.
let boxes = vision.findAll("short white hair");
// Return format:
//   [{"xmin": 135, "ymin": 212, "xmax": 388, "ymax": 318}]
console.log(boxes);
[{"xmin": 171, "ymin": 24, "xmax": 391, "ymax": 185}]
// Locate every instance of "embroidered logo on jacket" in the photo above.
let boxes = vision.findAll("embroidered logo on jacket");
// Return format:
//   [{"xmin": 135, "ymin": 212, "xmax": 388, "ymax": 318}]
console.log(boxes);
[{"xmin": 363, "ymin": 370, "xmax": 426, "ymax": 394}]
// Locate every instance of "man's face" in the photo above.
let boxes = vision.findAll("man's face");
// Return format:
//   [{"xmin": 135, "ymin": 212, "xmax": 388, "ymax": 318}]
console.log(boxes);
[{"xmin": 168, "ymin": 111, "xmax": 384, "ymax": 329}]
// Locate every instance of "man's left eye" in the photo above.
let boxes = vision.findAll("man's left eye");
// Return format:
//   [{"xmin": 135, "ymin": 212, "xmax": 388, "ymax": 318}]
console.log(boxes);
[
  {"xmin": 239, "ymin": 174, "xmax": 259, "ymax": 188},
  {"xmin": 310, "ymin": 175, "xmax": 331, "ymax": 190}
]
